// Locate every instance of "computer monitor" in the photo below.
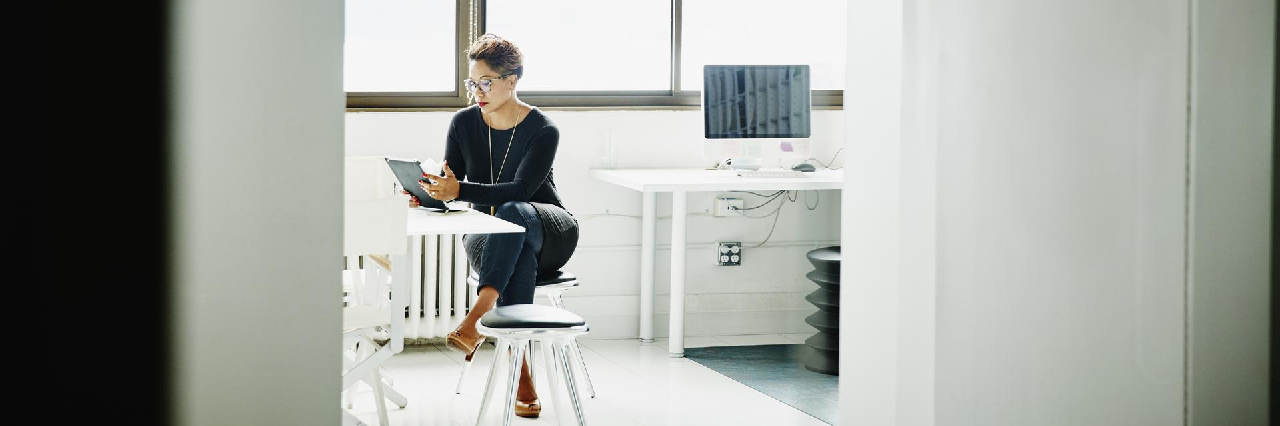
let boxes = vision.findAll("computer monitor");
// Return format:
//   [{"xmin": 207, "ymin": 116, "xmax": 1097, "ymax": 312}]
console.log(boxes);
[{"xmin": 702, "ymin": 65, "xmax": 811, "ymax": 169}]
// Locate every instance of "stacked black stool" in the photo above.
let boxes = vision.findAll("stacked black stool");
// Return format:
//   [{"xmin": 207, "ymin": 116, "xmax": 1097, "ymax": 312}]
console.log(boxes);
[{"xmin": 803, "ymin": 246, "xmax": 840, "ymax": 375}]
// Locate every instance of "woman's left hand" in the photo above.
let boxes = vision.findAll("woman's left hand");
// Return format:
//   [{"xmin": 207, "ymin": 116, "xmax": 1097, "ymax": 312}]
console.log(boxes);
[{"xmin": 422, "ymin": 161, "xmax": 460, "ymax": 201}]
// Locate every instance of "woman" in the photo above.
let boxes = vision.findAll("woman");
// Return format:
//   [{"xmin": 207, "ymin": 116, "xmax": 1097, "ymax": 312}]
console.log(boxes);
[{"xmin": 409, "ymin": 34, "xmax": 578, "ymax": 418}]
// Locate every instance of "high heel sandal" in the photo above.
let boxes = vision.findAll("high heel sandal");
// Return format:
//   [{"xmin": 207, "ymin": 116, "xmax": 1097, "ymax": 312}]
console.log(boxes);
[
  {"xmin": 445, "ymin": 330, "xmax": 485, "ymax": 360},
  {"xmin": 515, "ymin": 398, "xmax": 541, "ymax": 418}
]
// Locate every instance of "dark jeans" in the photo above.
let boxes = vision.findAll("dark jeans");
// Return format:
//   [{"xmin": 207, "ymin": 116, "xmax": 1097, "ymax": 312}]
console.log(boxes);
[{"xmin": 462, "ymin": 201, "xmax": 544, "ymax": 307}]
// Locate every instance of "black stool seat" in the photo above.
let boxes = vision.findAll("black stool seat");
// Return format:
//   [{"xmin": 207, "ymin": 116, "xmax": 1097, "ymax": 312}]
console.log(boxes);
[
  {"xmin": 467, "ymin": 270, "xmax": 579, "ymax": 287},
  {"xmin": 480, "ymin": 304, "xmax": 586, "ymax": 329},
  {"xmin": 535, "ymin": 270, "xmax": 578, "ymax": 286}
]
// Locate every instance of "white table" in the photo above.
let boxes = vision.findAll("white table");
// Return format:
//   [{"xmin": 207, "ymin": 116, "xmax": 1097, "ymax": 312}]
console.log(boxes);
[
  {"xmin": 398, "ymin": 207, "xmax": 524, "ymax": 340},
  {"xmin": 591, "ymin": 169, "xmax": 843, "ymax": 357},
  {"xmin": 392, "ymin": 207, "xmax": 524, "ymax": 339},
  {"xmin": 405, "ymin": 207, "xmax": 525, "ymax": 236}
]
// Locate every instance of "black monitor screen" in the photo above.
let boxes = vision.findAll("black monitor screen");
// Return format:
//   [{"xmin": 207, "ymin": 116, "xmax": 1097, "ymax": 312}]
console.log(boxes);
[{"xmin": 703, "ymin": 65, "xmax": 811, "ymax": 139}]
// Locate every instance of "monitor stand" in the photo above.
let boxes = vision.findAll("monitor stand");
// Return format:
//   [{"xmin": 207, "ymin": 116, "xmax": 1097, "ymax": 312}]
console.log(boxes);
[{"xmin": 724, "ymin": 157, "xmax": 762, "ymax": 170}]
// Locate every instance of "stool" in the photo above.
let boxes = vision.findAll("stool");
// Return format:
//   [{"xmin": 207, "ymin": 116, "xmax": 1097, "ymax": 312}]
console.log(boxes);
[
  {"xmin": 457, "ymin": 271, "xmax": 597, "ymax": 398},
  {"xmin": 475, "ymin": 304, "xmax": 590, "ymax": 426},
  {"xmin": 803, "ymin": 246, "xmax": 840, "ymax": 375}
]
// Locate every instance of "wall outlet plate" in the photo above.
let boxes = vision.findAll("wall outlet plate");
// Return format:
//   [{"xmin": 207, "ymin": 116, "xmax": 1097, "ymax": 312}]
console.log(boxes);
[
  {"xmin": 717, "ymin": 242, "xmax": 741, "ymax": 266},
  {"xmin": 715, "ymin": 197, "xmax": 745, "ymax": 217}
]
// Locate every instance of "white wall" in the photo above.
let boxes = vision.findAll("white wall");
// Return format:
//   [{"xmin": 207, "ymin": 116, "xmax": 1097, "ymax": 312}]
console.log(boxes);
[
  {"xmin": 845, "ymin": 0, "xmax": 1274, "ymax": 425},
  {"xmin": 842, "ymin": 0, "xmax": 908, "ymax": 424},
  {"xmin": 346, "ymin": 109, "xmax": 844, "ymax": 338},
  {"xmin": 170, "ymin": 0, "xmax": 345, "ymax": 424},
  {"xmin": 931, "ymin": 0, "xmax": 1190, "ymax": 423},
  {"xmin": 1188, "ymin": 0, "xmax": 1274, "ymax": 424}
]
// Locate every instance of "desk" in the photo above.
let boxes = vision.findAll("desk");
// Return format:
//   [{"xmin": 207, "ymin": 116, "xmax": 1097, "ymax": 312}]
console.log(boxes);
[{"xmin": 591, "ymin": 169, "xmax": 843, "ymax": 357}]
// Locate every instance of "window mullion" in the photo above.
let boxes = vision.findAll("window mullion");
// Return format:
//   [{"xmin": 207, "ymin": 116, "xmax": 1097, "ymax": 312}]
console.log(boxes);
[{"xmin": 671, "ymin": 0, "xmax": 682, "ymax": 96}]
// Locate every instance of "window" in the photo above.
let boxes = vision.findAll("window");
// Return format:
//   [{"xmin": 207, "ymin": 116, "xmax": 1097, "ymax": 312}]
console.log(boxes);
[
  {"xmin": 344, "ymin": 0, "xmax": 455, "ymax": 92},
  {"xmin": 345, "ymin": 0, "xmax": 845, "ymax": 109},
  {"xmin": 486, "ymin": 0, "xmax": 670, "ymax": 91},
  {"xmin": 681, "ymin": 0, "xmax": 846, "ymax": 91}
]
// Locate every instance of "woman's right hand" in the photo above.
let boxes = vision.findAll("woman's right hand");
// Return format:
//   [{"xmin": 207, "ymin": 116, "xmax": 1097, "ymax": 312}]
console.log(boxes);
[{"xmin": 403, "ymin": 190, "xmax": 421, "ymax": 208}]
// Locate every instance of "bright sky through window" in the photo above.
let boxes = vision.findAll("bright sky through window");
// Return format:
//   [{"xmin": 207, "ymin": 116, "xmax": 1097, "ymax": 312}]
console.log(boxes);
[
  {"xmin": 682, "ymin": 0, "xmax": 847, "ymax": 91},
  {"xmin": 344, "ymin": 0, "xmax": 455, "ymax": 92},
  {"xmin": 487, "ymin": 0, "xmax": 670, "ymax": 91}
]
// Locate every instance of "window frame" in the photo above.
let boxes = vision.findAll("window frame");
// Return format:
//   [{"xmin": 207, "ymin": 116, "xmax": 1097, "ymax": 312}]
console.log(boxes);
[{"xmin": 345, "ymin": 0, "xmax": 844, "ymax": 111}]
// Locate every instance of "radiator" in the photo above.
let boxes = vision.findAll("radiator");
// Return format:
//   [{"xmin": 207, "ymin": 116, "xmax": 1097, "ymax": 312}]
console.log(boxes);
[{"xmin": 407, "ymin": 234, "xmax": 472, "ymax": 339}]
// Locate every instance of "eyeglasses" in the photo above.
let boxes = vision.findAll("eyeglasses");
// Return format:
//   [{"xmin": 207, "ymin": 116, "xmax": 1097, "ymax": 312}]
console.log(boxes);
[{"xmin": 463, "ymin": 73, "xmax": 514, "ymax": 94}]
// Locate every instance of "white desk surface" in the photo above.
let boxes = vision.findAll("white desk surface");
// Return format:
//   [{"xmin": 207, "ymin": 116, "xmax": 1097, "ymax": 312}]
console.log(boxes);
[
  {"xmin": 406, "ymin": 207, "xmax": 523, "ymax": 236},
  {"xmin": 590, "ymin": 168, "xmax": 843, "ymax": 192}
]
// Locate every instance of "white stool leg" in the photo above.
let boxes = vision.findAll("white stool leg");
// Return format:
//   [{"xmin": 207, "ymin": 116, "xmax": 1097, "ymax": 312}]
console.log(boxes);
[
  {"xmin": 476, "ymin": 339, "xmax": 507, "ymax": 425},
  {"xmin": 544, "ymin": 338, "xmax": 572, "ymax": 426},
  {"xmin": 502, "ymin": 340, "xmax": 527, "ymax": 426},
  {"xmin": 455, "ymin": 348, "xmax": 475, "ymax": 394},
  {"xmin": 544, "ymin": 289, "xmax": 562, "ymax": 308},
  {"xmin": 545, "ymin": 290, "xmax": 593, "ymax": 396},
  {"xmin": 525, "ymin": 340, "xmax": 536, "ymax": 387},
  {"xmin": 556, "ymin": 340, "xmax": 588, "ymax": 426},
  {"xmin": 568, "ymin": 339, "xmax": 597, "ymax": 398},
  {"xmin": 548, "ymin": 291, "xmax": 597, "ymax": 398}
]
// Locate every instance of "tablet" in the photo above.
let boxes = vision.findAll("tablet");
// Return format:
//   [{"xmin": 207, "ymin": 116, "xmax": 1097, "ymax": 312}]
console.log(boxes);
[{"xmin": 384, "ymin": 157, "xmax": 460, "ymax": 212}]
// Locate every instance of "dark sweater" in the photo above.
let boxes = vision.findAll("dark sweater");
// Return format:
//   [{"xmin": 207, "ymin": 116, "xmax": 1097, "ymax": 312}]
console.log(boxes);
[{"xmin": 443, "ymin": 105, "xmax": 567, "ymax": 214}]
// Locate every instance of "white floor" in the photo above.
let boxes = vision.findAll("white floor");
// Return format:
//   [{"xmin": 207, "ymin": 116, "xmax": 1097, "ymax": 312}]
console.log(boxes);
[{"xmin": 345, "ymin": 333, "xmax": 830, "ymax": 426}]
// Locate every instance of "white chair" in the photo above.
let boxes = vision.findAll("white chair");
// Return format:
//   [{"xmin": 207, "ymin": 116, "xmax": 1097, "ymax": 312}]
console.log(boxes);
[
  {"xmin": 341, "ymin": 157, "xmax": 410, "ymax": 425},
  {"xmin": 345, "ymin": 156, "xmax": 401, "ymax": 200}
]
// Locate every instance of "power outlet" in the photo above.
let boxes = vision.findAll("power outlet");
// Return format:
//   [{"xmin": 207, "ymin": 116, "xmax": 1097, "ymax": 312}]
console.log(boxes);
[
  {"xmin": 717, "ymin": 242, "xmax": 742, "ymax": 266},
  {"xmin": 714, "ymin": 197, "xmax": 745, "ymax": 217}
]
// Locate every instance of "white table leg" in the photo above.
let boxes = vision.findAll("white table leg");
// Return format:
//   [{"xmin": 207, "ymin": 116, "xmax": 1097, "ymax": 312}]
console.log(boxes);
[
  {"xmin": 391, "ymin": 248, "xmax": 408, "ymax": 354},
  {"xmin": 669, "ymin": 190, "xmax": 687, "ymax": 357},
  {"xmin": 640, "ymin": 191, "xmax": 656, "ymax": 343},
  {"xmin": 408, "ymin": 236, "xmax": 422, "ymax": 339}
]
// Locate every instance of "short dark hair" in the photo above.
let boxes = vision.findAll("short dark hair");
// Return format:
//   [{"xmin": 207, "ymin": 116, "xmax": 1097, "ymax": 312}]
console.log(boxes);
[{"xmin": 467, "ymin": 34, "xmax": 523, "ymax": 79}]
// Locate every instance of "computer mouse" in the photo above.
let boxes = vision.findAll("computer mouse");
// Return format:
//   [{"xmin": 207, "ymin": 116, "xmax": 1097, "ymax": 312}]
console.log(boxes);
[{"xmin": 791, "ymin": 162, "xmax": 817, "ymax": 172}]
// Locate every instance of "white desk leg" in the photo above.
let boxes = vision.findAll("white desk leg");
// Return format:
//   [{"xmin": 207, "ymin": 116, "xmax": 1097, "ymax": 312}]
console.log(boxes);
[
  {"xmin": 669, "ymin": 190, "xmax": 687, "ymax": 357},
  {"xmin": 640, "ymin": 191, "xmax": 656, "ymax": 343}
]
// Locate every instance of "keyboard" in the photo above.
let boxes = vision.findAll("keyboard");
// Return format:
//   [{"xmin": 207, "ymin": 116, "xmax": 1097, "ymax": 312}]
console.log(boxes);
[{"xmin": 735, "ymin": 169, "xmax": 808, "ymax": 178}]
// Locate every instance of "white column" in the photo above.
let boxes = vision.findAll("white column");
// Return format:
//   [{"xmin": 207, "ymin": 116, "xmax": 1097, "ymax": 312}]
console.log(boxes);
[
  {"xmin": 639, "ymin": 191, "xmax": 656, "ymax": 342},
  {"xmin": 669, "ymin": 190, "xmax": 687, "ymax": 357}
]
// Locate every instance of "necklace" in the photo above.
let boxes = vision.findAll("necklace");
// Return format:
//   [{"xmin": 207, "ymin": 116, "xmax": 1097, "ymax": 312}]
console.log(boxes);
[{"xmin": 486, "ymin": 107, "xmax": 526, "ymax": 215}]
